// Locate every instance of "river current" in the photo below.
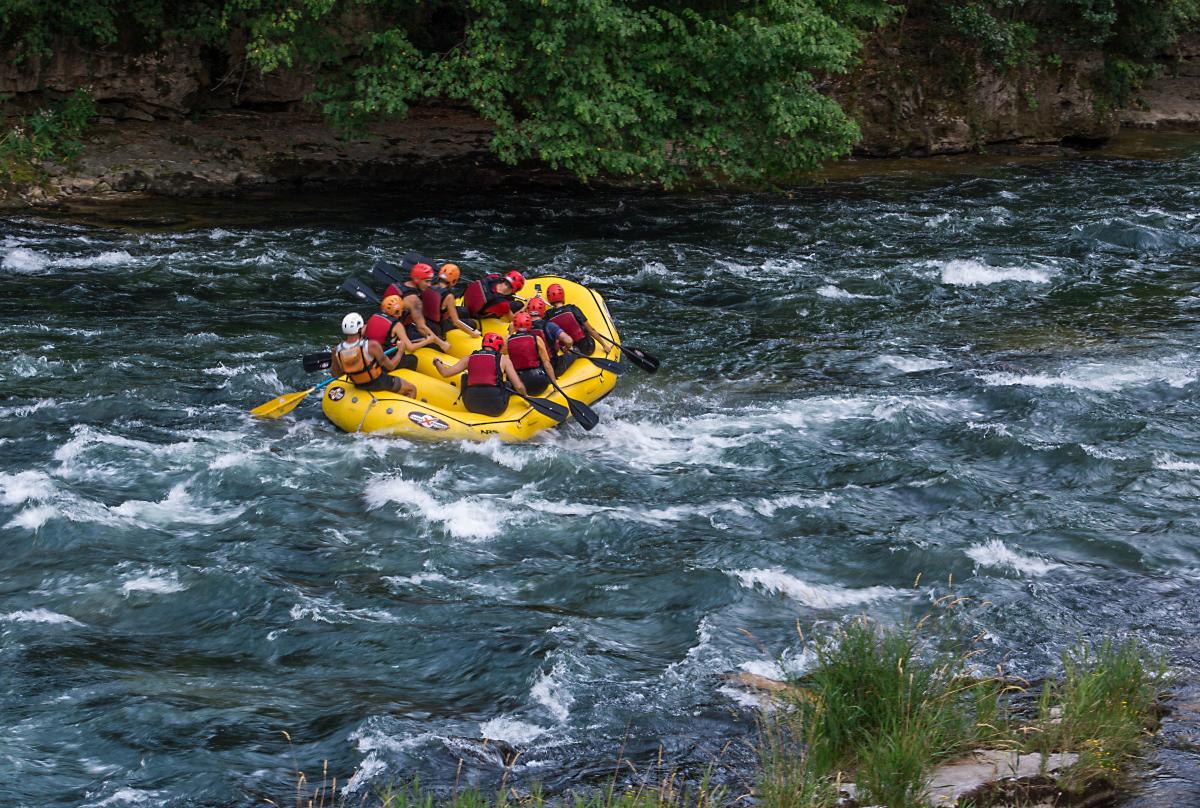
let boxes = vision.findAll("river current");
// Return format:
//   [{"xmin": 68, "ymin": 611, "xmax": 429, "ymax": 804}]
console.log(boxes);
[{"xmin": 3, "ymin": 145, "xmax": 1200, "ymax": 806}]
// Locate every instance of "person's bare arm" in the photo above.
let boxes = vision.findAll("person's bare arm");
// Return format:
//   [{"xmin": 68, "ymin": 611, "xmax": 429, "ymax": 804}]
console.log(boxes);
[
  {"xmin": 502, "ymin": 356, "xmax": 526, "ymax": 395},
  {"xmin": 372, "ymin": 342, "xmax": 403, "ymax": 372},
  {"xmin": 445, "ymin": 296, "xmax": 480, "ymax": 337},
  {"xmin": 537, "ymin": 337, "xmax": 556, "ymax": 384},
  {"xmin": 433, "ymin": 355, "xmax": 469, "ymax": 377}
]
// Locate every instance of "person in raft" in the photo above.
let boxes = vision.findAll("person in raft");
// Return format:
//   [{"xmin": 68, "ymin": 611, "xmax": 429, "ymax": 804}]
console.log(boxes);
[
  {"xmin": 462, "ymin": 269, "xmax": 526, "ymax": 321},
  {"xmin": 431, "ymin": 263, "xmax": 481, "ymax": 339},
  {"xmin": 394, "ymin": 263, "xmax": 451, "ymax": 350},
  {"xmin": 543, "ymin": 282, "xmax": 603, "ymax": 356},
  {"xmin": 331, "ymin": 313, "xmax": 416, "ymax": 397},
  {"xmin": 363, "ymin": 294, "xmax": 442, "ymax": 370},
  {"xmin": 432, "ymin": 332, "xmax": 526, "ymax": 416},
  {"xmin": 506, "ymin": 311, "xmax": 558, "ymax": 395},
  {"xmin": 523, "ymin": 296, "xmax": 574, "ymax": 376}
]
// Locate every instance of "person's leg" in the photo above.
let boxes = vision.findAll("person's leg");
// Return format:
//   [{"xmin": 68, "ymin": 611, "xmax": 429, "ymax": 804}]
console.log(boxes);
[{"xmin": 397, "ymin": 353, "xmax": 418, "ymax": 370}]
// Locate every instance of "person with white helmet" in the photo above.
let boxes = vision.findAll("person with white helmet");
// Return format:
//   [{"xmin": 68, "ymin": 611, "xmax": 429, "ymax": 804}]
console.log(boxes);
[{"xmin": 329, "ymin": 312, "xmax": 416, "ymax": 396}]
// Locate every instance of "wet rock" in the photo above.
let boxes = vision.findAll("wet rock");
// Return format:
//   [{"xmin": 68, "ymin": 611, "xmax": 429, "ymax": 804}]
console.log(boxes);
[{"xmin": 924, "ymin": 749, "xmax": 1079, "ymax": 806}]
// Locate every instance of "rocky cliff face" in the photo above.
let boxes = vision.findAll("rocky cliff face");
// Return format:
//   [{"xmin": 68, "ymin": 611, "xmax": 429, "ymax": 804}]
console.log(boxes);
[{"xmin": 1, "ymin": 32, "xmax": 1197, "ymax": 207}]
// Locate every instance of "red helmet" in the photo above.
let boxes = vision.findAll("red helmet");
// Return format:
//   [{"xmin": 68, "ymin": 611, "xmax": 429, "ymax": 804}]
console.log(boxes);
[
  {"xmin": 482, "ymin": 332, "xmax": 504, "ymax": 352},
  {"xmin": 504, "ymin": 270, "xmax": 525, "ymax": 292},
  {"xmin": 411, "ymin": 263, "xmax": 434, "ymax": 282},
  {"xmin": 513, "ymin": 312, "xmax": 532, "ymax": 331},
  {"xmin": 546, "ymin": 283, "xmax": 565, "ymax": 304},
  {"xmin": 525, "ymin": 297, "xmax": 547, "ymax": 316}
]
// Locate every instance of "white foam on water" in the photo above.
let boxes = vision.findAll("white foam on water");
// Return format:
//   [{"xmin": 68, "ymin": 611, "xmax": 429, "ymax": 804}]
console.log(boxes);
[
  {"xmin": 938, "ymin": 259, "xmax": 1050, "ymax": 286},
  {"xmin": 209, "ymin": 228, "xmax": 234, "ymax": 240},
  {"xmin": 109, "ymin": 483, "xmax": 245, "ymax": 526},
  {"xmin": 1153, "ymin": 453, "xmax": 1200, "ymax": 471},
  {"xmin": 980, "ymin": 358, "xmax": 1197, "ymax": 392},
  {"xmin": 877, "ymin": 354, "xmax": 951, "ymax": 373},
  {"xmin": 816, "ymin": 284, "xmax": 878, "ymax": 300},
  {"xmin": 0, "ymin": 398, "xmax": 57, "ymax": 418},
  {"xmin": 121, "ymin": 569, "xmax": 186, "ymax": 596},
  {"xmin": 289, "ymin": 593, "xmax": 395, "ymax": 625},
  {"xmin": 480, "ymin": 717, "xmax": 546, "ymax": 744},
  {"xmin": 966, "ymin": 539, "xmax": 1062, "ymax": 576},
  {"xmin": 1, "ymin": 608, "xmax": 83, "ymax": 626},
  {"xmin": 54, "ymin": 250, "xmax": 134, "ymax": 268},
  {"xmin": 0, "ymin": 470, "xmax": 57, "ymax": 506},
  {"xmin": 5, "ymin": 504, "xmax": 60, "ymax": 531},
  {"xmin": 731, "ymin": 568, "xmax": 899, "ymax": 608},
  {"xmin": 86, "ymin": 788, "xmax": 159, "ymax": 807},
  {"xmin": 203, "ymin": 363, "xmax": 256, "ymax": 378},
  {"xmin": 530, "ymin": 659, "xmax": 574, "ymax": 722},
  {"xmin": 365, "ymin": 475, "xmax": 507, "ymax": 540},
  {"xmin": 1081, "ymin": 444, "xmax": 1132, "ymax": 460},
  {"xmin": 754, "ymin": 492, "xmax": 834, "ymax": 517},
  {"xmin": 739, "ymin": 658, "xmax": 786, "ymax": 680},
  {"xmin": 717, "ymin": 685, "xmax": 767, "ymax": 709},
  {"xmin": 184, "ymin": 332, "xmax": 220, "ymax": 344},
  {"xmin": 2, "ymin": 246, "xmax": 50, "ymax": 273},
  {"xmin": 456, "ymin": 438, "xmax": 552, "ymax": 471},
  {"xmin": 384, "ymin": 572, "xmax": 450, "ymax": 587}
]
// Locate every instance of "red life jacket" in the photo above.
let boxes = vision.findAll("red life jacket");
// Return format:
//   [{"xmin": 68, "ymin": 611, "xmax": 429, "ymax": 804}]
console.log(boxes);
[
  {"xmin": 548, "ymin": 308, "xmax": 586, "ymax": 342},
  {"xmin": 420, "ymin": 287, "xmax": 444, "ymax": 325},
  {"xmin": 364, "ymin": 313, "xmax": 397, "ymax": 346},
  {"xmin": 466, "ymin": 349, "xmax": 502, "ymax": 387},
  {"xmin": 508, "ymin": 331, "xmax": 544, "ymax": 371},
  {"xmin": 383, "ymin": 283, "xmax": 401, "ymax": 299},
  {"xmin": 464, "ymin": 273, "xmax": 513, "ymax": 318}
]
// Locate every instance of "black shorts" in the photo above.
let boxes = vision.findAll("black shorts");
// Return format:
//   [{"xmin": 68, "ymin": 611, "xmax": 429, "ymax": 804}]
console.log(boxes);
[
  {"xmin": 516, "ymin": 367, "xmax": 550, "ymax": 396},
  {"xmin": 397, "ymin": 353, "xmax": 418, "ymax": 370},
  {"xmin": 463, "ymin": 385, "xmax": 510, "ymax": 417},
  {"xmin": 576, "ymin": 336, "xmax": 597, "ymax": 356},
  {"xmin": 359, "ymin": 373, "xmax": 407, "ymax": 393}
]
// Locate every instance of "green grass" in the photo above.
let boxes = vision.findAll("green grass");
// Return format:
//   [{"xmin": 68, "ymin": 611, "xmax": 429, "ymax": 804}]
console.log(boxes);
[
  {"xmin": 272, "ymin": 620, "xmax": 1165, "ymax": 808},
  {"xmin": 0, "ymin": 89, "xmax": 95, "ymax": 187}
]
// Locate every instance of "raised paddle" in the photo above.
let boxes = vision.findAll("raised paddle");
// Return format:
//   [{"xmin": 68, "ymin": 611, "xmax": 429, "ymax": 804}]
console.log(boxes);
[
  {"xmin": 342, "ymin": 277, "xmax": 381, "ymax": 305},
  {"xmin": 547, "ymin": 378, "xmax": 599, "ymax": 431},
  {"xmin": 302, "ymin": 351, "xmax": 332, "ymax": 373},
  {"xmin": 595, "ymin": 333, "xmax": 659, "ymax": 374},
  {"xmin": 372, "ymin": 260, "xmax": 405, "ymax": 287},
  {"xmin": 503, "ymin": 386, "xmax": 569, "ymax": 423},
  {"xmin": 568, "ymin": 350, "xmax": 623, "ymax": 374}
]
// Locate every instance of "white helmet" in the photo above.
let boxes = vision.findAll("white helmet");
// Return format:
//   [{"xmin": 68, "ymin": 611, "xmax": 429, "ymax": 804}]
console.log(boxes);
[{"xmin": 341, "ymin": 312, "xmax": 364, "ymax": 335}]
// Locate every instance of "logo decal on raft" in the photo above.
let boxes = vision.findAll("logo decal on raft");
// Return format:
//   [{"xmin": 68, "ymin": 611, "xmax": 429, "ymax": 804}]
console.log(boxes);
[
  {"xmin": 327, "ymin": 386, "xmax": 345, "ymax": 401},
  {"xmin": 409, "ymin": 412, "xmax": 450, "ymax": 431}
]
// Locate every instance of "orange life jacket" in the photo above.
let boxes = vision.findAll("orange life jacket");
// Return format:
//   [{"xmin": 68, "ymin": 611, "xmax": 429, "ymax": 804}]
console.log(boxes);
[{"xmin": 336, "ymin": 339, "xmax": 382, "ymax": 385}]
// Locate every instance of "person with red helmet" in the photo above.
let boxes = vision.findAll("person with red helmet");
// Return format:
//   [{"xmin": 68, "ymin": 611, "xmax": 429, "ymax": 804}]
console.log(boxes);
[
  {"xmin": 543, "ymin": 283, "xmax": 602, "ymax": 356},
  {"xmin": 362, "ymin": 294, "xmax": 440, "ymax": 369},
  {"xmin": 462, "ymin": 269, "xmax": 526, "ymax": 321},
  {"xmin": 395, "ymin": 263, "xmax": 452, "ymax": 350},
  {"xmin": 330, "ymin": 312, "xmax": 416, "ymax": 396},
  {"xmin": 430, "ymin": 262, "xmax": 482, "ymax": 339},
  {"xmin": 505, "ymin": 311, "xmax": 559, "ymax": 395},
  {"xmin": 522, "ymin": 296, "xmax": 575, "ymax": 376},
  {"xmin": 432, "ymin": 332, "xmax": 526, "ymax": 416}
]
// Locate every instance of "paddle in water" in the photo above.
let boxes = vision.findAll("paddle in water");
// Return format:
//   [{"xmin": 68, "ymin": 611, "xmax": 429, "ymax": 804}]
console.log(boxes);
[
  {"xmin": 595, "ymin": 333, "xmax": 659, "ymax": 373},
  {"xmin": 568, "ymin": 350, "xmax": 623, "ymax": 374},
  {"xmin": 547, "ymin": 379, "xmax": 599, "ymax": 430}
]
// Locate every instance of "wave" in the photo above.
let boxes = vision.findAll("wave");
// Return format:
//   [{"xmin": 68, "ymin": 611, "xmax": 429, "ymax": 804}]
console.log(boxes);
[
  {"xmin": 938, "ymin": 259, "xmax": 1050, "ymax": 286},
  {"xmin": 120, "ymin": 569, "xmax": 187, "ymax": 596},
  {"xmin": 1, "ymin": 246, "xmax": 50, "ymax": 273},
  {"xmin": 1153, "ymin": 453, "xmax": 1200, "ymax": 472},
  {"xmin": 730, "ymin": 568, "xmax": 899, "ymax": 608},
  {"xmin": 816, "ymin": 284, "xmax": 879, "ymax": 300},
  {"xmin": 530, "ymin": 658, "xmax": 574, "ymax": 723},
  {"xmin": 480, "ymin": 717, "xmax": 546, "ymax": 744},
  {"xmin": 365, "ymin": 474, "xmax": 507, "ymax": 540},
  {"xmin": 0, "ymin": 608, "xmax": 83, "ymax": 626},
  {"xmin": 966, "ymin": 539, "xmax": 1061, "ymax": 576},
  {"xmin": 980, "ymin": 357, "xmax": 1197, "ymax": 392},
  {"xmin": 877, "ymin": 354, "xmax": 951, "ymax": 373}
]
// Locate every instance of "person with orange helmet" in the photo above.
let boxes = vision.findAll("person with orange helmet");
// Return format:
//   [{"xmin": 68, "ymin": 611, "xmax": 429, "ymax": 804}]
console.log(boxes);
[
  {"xmin": 432, "ymin": 332, "xmax": 526, "ymax": 416},
  {"xmin": 330, "ymin": 312, "xmax": 416, "ymax": 396},
  {"xmin": 430, "ymin": 262, "xmax": 482, "ymax": 338},
  {"xmin": 394, "ymin": 263, "xmax": 452, "ymax": 350},
  {"xmin": 363, "ymin": 294, "xmax": 440, "ymax": 369},
  {"xmin": 505, "ymin": 311, "xmax": 559, "ymax": 395},
  {"xmin": 543, "ymin": 282, "xmax": 602, "ymax": 356},
  {"xmin": 522, "ymin": 296, "xmax": 575, "ymax": 376},
  {"xmin": 462, "ymin": 269, "xmax": 526, "ymax": 321}
]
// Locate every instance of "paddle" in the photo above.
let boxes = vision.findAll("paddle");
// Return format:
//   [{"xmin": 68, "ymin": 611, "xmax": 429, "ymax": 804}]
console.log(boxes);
[
  {"xmin": 568, "ymin": 350, "xmax": 623, "ymax": 374},
  {"xmin": 253, "ymin": 346, "xmax": 399, "ymax": 420},
  {"xmin": 342, "ymin": 277, "xmax": 381, "ymax": 306},
  {"xmin": 303, "ymin": 351, "xmax": 332, "ymax": 373},
  {"xmin": 547, "ymin": 378, "xmax": 599, "ymax": 431},
  {"xmin": 372, "ymin": 260, "xmax": 405, "ymax": 288},
  {"xmin": 595, "ymin": 333, "xmax": 659, "ymax": 374},
  {"xmin": 503, "ymin": 386, "xmax": 569, "ymax": 423}
]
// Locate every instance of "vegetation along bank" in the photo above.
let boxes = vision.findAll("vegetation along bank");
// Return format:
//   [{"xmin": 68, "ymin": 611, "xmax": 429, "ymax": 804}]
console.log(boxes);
[{"xmin": 2, "ymin": 0, "xmax": 1200, "ymax": 206}]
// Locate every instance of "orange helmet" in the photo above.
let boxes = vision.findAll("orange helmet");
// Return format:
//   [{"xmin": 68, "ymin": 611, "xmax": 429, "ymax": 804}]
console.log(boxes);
[
  {"xmin": 482, "ymin": 332, "xmax": 504, "ymax": 352},
  {"xmin": 439, "ymin": 263, "xmax": 460, "ymax": 285},
  {"xmin": 381, "ymin": 294, "xmax": 403, "ymax": 317},
  {"xmin": 525, "ymin": 297, "xmax": 547, "ymax": 316},
  {"xmin": 546, "ymin": 283, "xmax": 565, "ymax": 304},
  {"xmin": 513, "ymin": 312, "xmax": 532, "ymax": 331},
  {"xmin": 504, "ymin": 270, "xmax": 525, "ymax": 292},
  {"xmin": 411, "ymin": 263, "xmax": 434, "ymax": 282}
]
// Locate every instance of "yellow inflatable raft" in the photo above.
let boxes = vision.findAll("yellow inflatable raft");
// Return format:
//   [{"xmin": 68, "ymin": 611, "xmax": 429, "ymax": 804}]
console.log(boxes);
[{"xmin": 321, "ymin": 276, "xmax": 620, "ymax": 441}]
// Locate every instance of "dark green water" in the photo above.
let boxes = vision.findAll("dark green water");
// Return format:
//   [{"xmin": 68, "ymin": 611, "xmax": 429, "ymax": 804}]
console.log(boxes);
[{"xmin": 4, "ymin": 146, "xmax": 1200, "ymax": 806}]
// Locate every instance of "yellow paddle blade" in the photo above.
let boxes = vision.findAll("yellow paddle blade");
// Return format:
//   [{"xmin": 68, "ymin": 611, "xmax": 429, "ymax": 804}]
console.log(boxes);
[{"xmin": 250, "ymin": 386, "xmax": 315, "ymax": 419}]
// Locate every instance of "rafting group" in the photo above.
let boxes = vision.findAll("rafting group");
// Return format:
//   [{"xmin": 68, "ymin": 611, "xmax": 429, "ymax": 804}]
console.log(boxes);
[{"xmin": 252, "ymin": 253, "xmax": 659, "ymax": 442}]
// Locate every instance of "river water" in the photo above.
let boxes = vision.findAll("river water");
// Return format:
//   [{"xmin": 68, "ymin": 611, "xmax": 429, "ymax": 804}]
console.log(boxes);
[{"xmin": 4, "ymin": 143, "xmax": 1200, "ymax": 806}]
